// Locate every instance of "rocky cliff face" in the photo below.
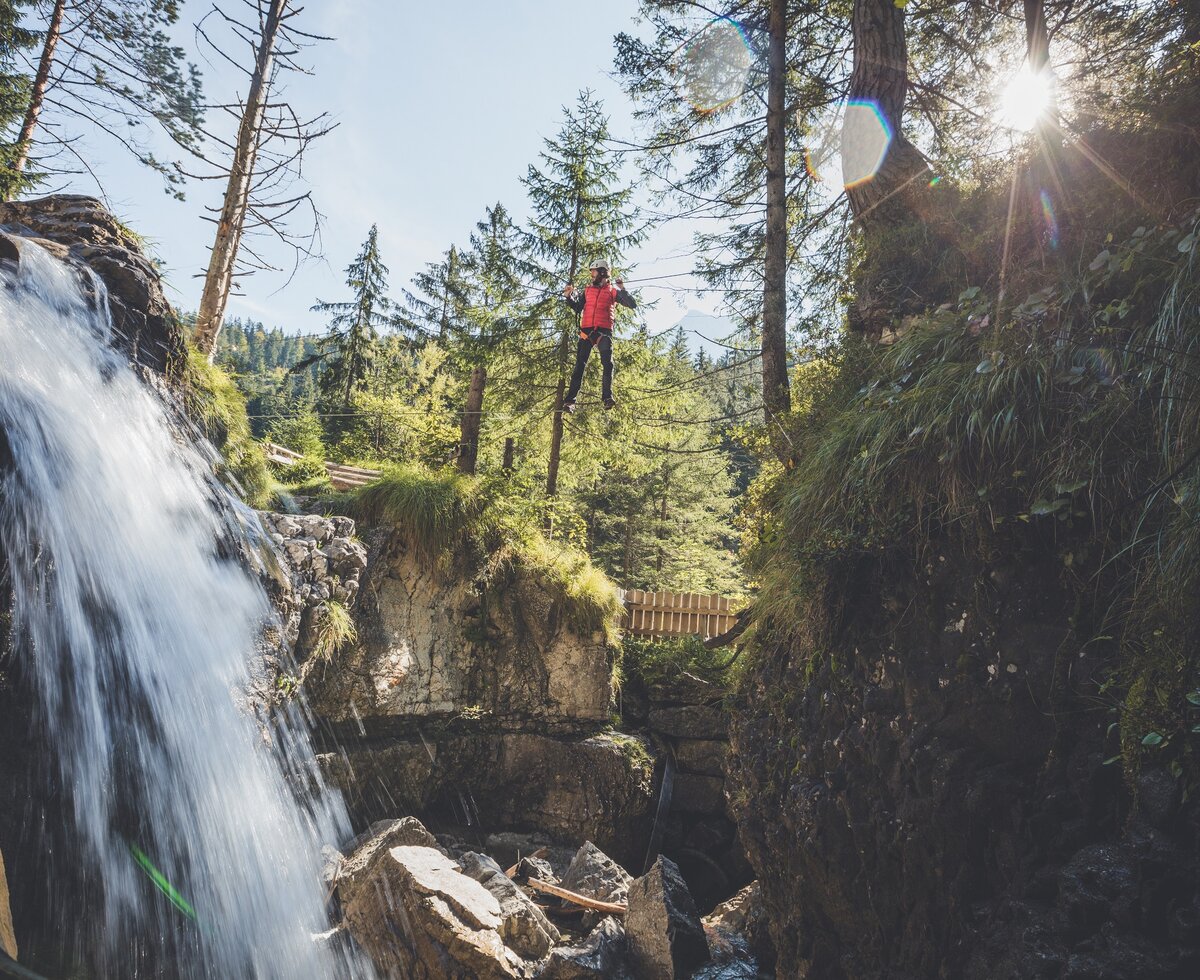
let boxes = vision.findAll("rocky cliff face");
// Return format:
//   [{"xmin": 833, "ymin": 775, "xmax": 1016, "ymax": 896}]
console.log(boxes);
[
  {"xmin": 304, "ymin": 529, "xmax": 614, "ymax": 736},
  {"xmin": 0, "ymin": 195, "xmax": 185, "ymax": 375},
  {"xmin": 728, "ymin": 550, "xmax": 1200, "ymax": 979}
]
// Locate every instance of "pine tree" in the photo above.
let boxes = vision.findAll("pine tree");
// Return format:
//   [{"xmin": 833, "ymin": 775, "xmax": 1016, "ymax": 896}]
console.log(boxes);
[
  {"xmin": 5, "ymin": 0, "xmax": 204, "ymax": 200},
  {"xmin": 306, "ymin": 225, "xmax": 392, "ymax": 408},
  {"xmin": 0, "ymin": 1, "xmax": 36, "ymax": 199},
  {"xmin": 520, "ymin": 91, "xmax": 642, "ymax": 499},
  {"xmin": 456, "ymin": 202, "xmax": 528, "ymax": 474},
  {"xmin": 398, "ymin": 245, "xmax": 473, "ymax": 345}
]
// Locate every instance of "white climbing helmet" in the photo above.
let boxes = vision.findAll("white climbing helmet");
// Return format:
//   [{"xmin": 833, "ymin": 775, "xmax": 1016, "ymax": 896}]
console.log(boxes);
[{"xmin": 588, "ymin": 258, "xmax": 611, "ymax": 274}]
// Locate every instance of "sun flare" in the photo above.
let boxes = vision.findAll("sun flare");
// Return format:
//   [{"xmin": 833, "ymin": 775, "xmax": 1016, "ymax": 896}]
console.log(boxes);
[{"xmin": 997, "ymin": 65, "xmax": 1055, "ymax": 132}]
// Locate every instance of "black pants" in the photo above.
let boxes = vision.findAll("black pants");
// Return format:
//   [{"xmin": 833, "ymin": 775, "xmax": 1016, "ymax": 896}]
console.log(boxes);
[{"xmin": 565, "ymin": 330, "xmax": 613, "ymax": 403}]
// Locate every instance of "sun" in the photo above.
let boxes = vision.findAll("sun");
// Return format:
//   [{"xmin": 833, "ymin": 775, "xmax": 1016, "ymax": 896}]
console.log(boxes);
[{"xmin": 997, "ymin": 65, "xmax": 1055, "ymax": 132}]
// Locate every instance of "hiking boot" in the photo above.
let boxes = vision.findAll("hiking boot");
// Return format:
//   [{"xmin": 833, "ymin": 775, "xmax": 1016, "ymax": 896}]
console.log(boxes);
[
  {"xmin": 563, "ymin": 400, "xmax": 577, "ymax": 414},
  {"xmin": 603, "ymin": 397, "xmax": 617, "ymax": 410}
]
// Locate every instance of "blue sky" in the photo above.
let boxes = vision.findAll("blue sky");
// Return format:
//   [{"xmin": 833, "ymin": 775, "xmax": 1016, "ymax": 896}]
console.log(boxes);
[{"xmin": 41, "ymin": 0, "xmax": 737, "ymax": 347}]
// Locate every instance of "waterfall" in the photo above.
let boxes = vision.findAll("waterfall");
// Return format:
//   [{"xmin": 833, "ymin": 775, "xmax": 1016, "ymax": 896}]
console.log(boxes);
[{"xmin": 0, "ymin": 241, "xmax": 365, "ymax": 977}]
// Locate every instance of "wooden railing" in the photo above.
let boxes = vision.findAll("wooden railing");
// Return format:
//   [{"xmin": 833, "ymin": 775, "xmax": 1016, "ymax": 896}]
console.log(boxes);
[
  {"xmin": 619, "ymin": 589, "xmax": 741, "ymax": 640},
  {"xmin": 263, "ymin": 441, "xmax": 382, "ymax": 491}
]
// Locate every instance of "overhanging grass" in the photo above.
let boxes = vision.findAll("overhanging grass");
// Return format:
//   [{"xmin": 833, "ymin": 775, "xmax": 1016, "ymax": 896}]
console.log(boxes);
[
  {"xmin": 748, "ymin": 209, "xmax": 1200, "ymax": 778},
  {"xmin": 342, "ymin": 463, "xmax": 622, "ymax": 642},
  {"xmin": 182, "ymin": 346, "xmax": 273, "ymax": 508}
]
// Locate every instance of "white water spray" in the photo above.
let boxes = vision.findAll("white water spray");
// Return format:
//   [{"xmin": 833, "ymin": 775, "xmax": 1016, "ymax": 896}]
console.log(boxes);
[{"xmin": 0, "ymin": 242, "xmax": 364, "ymax": 977}]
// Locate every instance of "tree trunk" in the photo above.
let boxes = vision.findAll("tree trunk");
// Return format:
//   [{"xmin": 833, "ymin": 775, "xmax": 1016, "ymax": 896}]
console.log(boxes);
[
  {"xmin": 546, "ymin": 334, "xmax": 569, "ymax": 501},
  {"xmin": 10, "ymin": 0, "xmax": 66, "ymax": 187},
  {"xmin": 458, "ymin": 364, "xmax": 487, "ymax": 475},
  {"xmin": 502, "ymin": 437, "xmax": 514, "ymax": 473},
  {"xmin": 193, "ymin": 0, "xmax": 289, "ymax": 359},
  {"xmin": 545, "ymin": 192, "xmax": 583, "ymax": 501},
  {"xmin": 843, "ymin": 0, "xmax": 930, "ymax": 227},
  {"xmin": 439, "ymin": 248, "xmax": 457, "ymax": 344},
  {"xmin": 762, "ymin": 0, "xmax": 791, "ymax": 438}
]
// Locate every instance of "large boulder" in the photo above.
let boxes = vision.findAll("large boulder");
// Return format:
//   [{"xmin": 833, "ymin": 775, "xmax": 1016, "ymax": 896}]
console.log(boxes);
[
  {"xmin": 539, "ymin": 916, "xmax": 632, "ymax": 979},
  {"xmin": 342, "ymin": 844, "xmax": 531, "ymax": 979},
  {"xmin": 334, "ymin": 816, "xmax": 441, "ymax": 908},
  {"xmin": 560, "ymin": 842, "xmax": 633, "ymax": 906},
  {"xmin": 0, "ymin": 195, "xmax": 184, "ymax": 374},
  {"xmin": 303, "ymin": 532, "xmax": 613, "ymax": 734},
  {"xmin": 626, "ymin": 856, "xmax": 710, "ymax": 979},
  {"xmin": 457, "ymin": 852, "xmax": 560, "ymax": 959}
]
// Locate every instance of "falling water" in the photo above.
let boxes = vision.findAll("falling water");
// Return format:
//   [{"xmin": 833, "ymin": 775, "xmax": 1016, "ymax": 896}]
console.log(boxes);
[{"xmin": 0, "ymin": 242, "xmax": 364, "ymax": 977}]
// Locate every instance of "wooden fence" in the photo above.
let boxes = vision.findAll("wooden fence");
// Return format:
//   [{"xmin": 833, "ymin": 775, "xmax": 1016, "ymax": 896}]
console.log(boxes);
[
  {"xmin": 619, "ymin": 589, "xmax": 741, "ymax": 640},
  {"xmin": 263, "ymin": 441, "xmax": 382, "ymax": 491}
]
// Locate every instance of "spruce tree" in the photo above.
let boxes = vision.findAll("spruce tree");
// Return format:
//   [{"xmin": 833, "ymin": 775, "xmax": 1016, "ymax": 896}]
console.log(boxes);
[
  {"xmin": 307, "ymin": 225, "xmax": 392, "ymax": 409},
  {"xmin": 398, "ymin": 245, "xmax": 473, "ymax": 345},
  {"xmin": 0, "ymin": 1, "xmax": 35, "ymax": 199},
  {"xmin": 520, "ymin": 91, "xmax": 642, "ymax": 499},
  {"xmin": 456, "ymin": 202, "xmax": 528, "ymax": 474},
  {"xmin": 6, "ymin": 0, "xmax": 204, "ymax": 200}
]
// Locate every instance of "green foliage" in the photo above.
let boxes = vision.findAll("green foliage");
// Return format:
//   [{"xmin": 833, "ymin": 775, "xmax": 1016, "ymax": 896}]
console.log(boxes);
[
  {"xmin": 307, "ymin": 225, "xmax": 395, "ymax": 407},
  {"xmin": 748, "ymin": 208, "xmax": 1200, "ymax": 781},
  {"xmin": 342, "ymin": 461, "xmax": 622, "ymax": 641},
  {"xmin": 620, "ymin": 634, "xmax": 740, "ymax": 687},
  {"xmin": 351, "ymin": 463, "xmax": 486, "ymax": 561},
  {"xmin": 311, "ymin": 600, "xmax": 357, "ymax": 662},
  {"xmin": 182, "ymin": 346, "xmax": 273, "ymax": 508},
  {"xmin": 0, "ymin": 1, "xmax": 36, "ymax": 199}
]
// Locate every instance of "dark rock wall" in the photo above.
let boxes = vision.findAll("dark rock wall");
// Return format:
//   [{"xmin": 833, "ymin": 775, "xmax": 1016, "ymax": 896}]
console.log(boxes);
[{"xmin": 728, "ymin": 550, "xmax": 1200, "ymax": 979}]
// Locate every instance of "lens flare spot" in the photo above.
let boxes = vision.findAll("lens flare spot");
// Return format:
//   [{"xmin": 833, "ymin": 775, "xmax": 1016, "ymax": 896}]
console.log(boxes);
[
  {"xmin": 678, "ymin": 17, "xmax": 753, "ymax": 114},
  {"xmin": 841, "ymin": 100, "xmax": 893, "ymax": 189},
  {"xmin": 1040, "ymin": 189, "xmax": 1060, "ymax": 248},
  {"xmin": 997, "ymin": 65, "xmax": 1054, "ymax": 132},
  {"xmin": 131, "ymin": 844, "xmax": 198, "ymax": 922}
]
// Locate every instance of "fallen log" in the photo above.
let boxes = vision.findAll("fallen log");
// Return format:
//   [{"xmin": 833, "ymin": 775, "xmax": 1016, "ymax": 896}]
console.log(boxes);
[{"xmin": 526, "ymin": 877, "xmax": 627, "ymax": 916}]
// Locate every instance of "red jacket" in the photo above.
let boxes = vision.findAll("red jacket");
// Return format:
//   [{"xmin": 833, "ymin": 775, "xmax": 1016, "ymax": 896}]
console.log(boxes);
[{"xmin": 565, "ymin": 281, "xmax": 636, "ymax": 335}]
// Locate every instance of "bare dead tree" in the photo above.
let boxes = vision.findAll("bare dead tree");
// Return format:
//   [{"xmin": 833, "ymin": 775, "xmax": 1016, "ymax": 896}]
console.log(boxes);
[{"xmin": 190, "ymin": 0, "xmax": 334, "ymax": 359}]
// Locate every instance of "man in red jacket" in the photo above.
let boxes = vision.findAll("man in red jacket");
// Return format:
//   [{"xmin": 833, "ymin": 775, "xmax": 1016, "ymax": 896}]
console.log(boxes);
[{"xmin": 562, "ymin": 258, "xmax": 636, "ymax": 411}]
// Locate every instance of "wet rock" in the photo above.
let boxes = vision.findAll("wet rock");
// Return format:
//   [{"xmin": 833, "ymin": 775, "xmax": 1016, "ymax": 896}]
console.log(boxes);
[
  {"xmin": 335, "ymin": 816, "xmax": 442, "ymax": 908},
  {"xmin": 561, "ymin": 841, "xmax": 634, "ymax": 905},
  {"xmin": 538, "ymin": 916, "xmax": 631, "ymax": 979},
  {"xmin": 457, "ymin": 852, "xmax": 560, "ymax": 959},
  {"xmin": 626, "ymin": 856, "xmax": 710, "ymax": 979},
  {"xmin": 649, "ymin": 705, "xmax": 728, "ymax": 739},
  {"xmin": 0, "ymin": 848, "xmax": 15, "ymax": 960},
  {"xmin": 0, "ymin": 195, "xmax": 183, "ymax": 374},
  {"xmin": 343, "ymin": 844, "xmax": 529, "ymax": 979}
]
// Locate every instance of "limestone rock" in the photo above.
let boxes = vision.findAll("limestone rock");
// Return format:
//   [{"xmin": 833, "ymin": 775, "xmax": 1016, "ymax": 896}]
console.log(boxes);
[
  {"xmin": 539, "ymin": 916, "xmax": 632, "ymax": 979},
  {"xmin": 343, "ymin": 844, "xmax": 530, "ymax": 979},
  {"xmin": 701, "ymin": 882, "xmax": 767, "ymax": 973},
  {"xmin": 0, "ymin": 848, "xmax": 16, "ymax": 961},
  {"xmin": 336, "ymin": 816, "xmax": 441, "ymax": 908},
  {"xmin": 457, "ymin": 851, "xmax": 560, "ymax": 959},
  {"xmin": 626, "ymin": 856, "xmax": 710, "ymax": 979},
  {"xmin": 324, "ymin": 732, "xmax": 657, "ymax": 871},
  {"xmin": 0, "ymin": 195, "xmax": 183, "ymax": 374},
  {"xmin": 560, "ymin": 841, "xmax": 633, "ymax": 905},
  {"xmin": 671, "ymin": 774, "xmax": 727, "ymax": 815},
  {"xmin": 303, "ymin": 532, "xmax": 613, "ymax": 733},
  {"xmin": 514, "ymin": 856, "xmax": 557, "ymax": 885}
]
